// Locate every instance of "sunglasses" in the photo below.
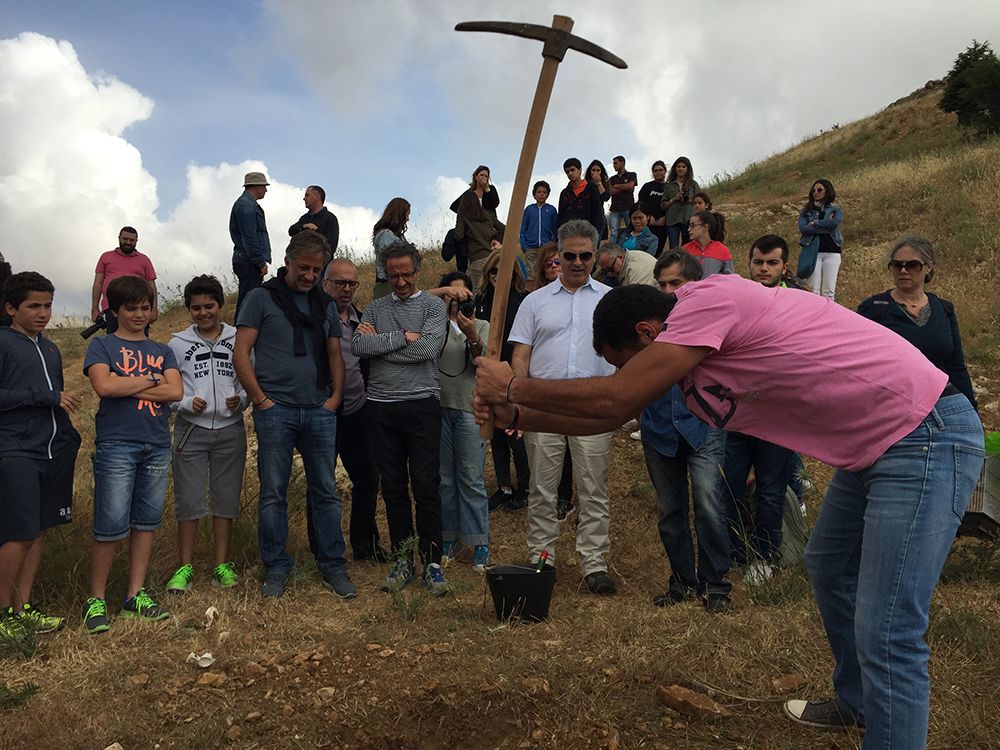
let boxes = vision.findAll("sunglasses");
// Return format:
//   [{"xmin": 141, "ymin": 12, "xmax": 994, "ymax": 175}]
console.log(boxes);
[
  {"xmin": 888, "ymin": 259, "xmax": 926, "ymax": 273},
  {"xmin": 543, "ymin": 258, "xmax": 561, "ymax": 269},
  {"xmin": 487, "ymin": 267, "xmax": 498, "ymax": 277},
  {"xmin": 561, "ymin": 251, "xmax": 594, "ymax": 263},
  {"xmin": 328, "ymin": 279, "xmax": 359, "ymax": 289}
]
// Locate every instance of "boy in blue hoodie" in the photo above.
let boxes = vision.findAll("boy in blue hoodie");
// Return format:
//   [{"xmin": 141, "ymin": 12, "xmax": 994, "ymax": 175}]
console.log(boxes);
[
  {"xmin": 0, "ymin": 272, "xmax": 81, "ymax": 637},
  {"xmin": 518, "ymin": 180, "xmax": 558, "ymax": 267},
  {"xmin": 165, "ymin": 275, "xmax": 247, "ymax": 593},
  {"xmin": 82, "ymin": 275, "xmax": 182, "ymax": 635}
]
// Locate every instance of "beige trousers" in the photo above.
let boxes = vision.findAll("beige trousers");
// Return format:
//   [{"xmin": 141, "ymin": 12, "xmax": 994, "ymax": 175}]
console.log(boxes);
[{"xmin": 524, "ymin": 431, "xmax": 613, "ymax": 576}]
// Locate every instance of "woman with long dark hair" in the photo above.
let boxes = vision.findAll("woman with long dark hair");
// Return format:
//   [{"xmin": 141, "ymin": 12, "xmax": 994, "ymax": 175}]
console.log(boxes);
[
  {"xmin": 797, "ymin": 178, "xmax": 844, "ymax": 299},
  {"xmin": 682, "ymin": 210, "xmax": 733, "ymax": 276},
  {"xmin": 662, "ymin": 157, "xmax": 700, "ymax": 249},
  {"xmin": 371, "ymin": 197, "xmax": 410, "ymax": 299},
  {"xmin": 455, "ymin": 185, "xmax": 504, "ymax": 292}
]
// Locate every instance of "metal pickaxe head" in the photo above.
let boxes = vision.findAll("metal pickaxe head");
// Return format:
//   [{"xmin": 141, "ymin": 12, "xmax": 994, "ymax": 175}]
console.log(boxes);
[{"xmin": 455, "ymin": 17, "xmax": 627, "ymax": 69}]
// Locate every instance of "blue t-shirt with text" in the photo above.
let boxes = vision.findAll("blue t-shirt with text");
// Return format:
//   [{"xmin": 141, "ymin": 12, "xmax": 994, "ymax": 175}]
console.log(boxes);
[{"xmin": 83, "ymin": 335, "xmax": 178, "ymax": 447}]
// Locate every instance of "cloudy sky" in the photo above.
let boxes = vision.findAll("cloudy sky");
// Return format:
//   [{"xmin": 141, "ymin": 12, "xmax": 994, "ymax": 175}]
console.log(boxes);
[{"xmin": 1, "ymin": 1, "xmax": 997, "ymax": 316}]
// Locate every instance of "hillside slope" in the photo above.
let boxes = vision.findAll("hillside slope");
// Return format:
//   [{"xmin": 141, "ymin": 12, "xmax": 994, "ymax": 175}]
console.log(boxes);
[{"xmin": 711, "ymin": 84, "xmax": 999, "ymax": 417}]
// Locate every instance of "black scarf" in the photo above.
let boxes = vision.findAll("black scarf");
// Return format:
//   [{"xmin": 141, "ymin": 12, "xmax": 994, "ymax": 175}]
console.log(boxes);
[{"xmin": 263, "ymin": 268, "xmax": 332, "ymax": 388}]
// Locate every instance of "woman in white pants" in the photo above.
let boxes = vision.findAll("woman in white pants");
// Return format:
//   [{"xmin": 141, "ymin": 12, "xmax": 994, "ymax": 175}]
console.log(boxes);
[{"xmin": 798, "ymin": 179, "xmax": 843, "ymax": 299}]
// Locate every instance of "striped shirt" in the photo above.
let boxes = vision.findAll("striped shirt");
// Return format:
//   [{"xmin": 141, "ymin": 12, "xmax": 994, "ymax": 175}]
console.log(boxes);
[{"xmin": 351, "ymin": 291, "xmax": 447, "ymax": 402}]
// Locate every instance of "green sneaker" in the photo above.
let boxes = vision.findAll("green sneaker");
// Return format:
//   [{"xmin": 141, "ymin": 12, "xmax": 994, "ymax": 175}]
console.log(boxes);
[
  {"xmin": 211, "ymin": 562, "xmax": 239, "ymax": 588},
  {"xmin": 120, "ymin": 588, "xmax": 170, "ymax": 622},
  {"xmin": 82, "ymin": 597, "xmax": 111, "ymax": 635},
  {"xmin": 165, "ymin": 563, "xmax": 195, "ymax": 593},
  {"xmin": 16, "ymin": 602, "xmax": 64, "ymax": 633}
]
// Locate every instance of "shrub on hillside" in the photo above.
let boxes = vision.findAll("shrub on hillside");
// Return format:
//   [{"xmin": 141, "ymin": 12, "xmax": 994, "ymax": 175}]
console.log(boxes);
[{"xmin": 939, "ymin": 40, "xmax": 1000, "ymax": 135}]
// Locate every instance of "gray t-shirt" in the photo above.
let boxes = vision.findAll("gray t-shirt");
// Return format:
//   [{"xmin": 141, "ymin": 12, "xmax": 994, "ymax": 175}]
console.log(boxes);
[
  {"xmin": 338, "ymin": 306, "xmax": 367, "ymax": 416},
  {"xmin": 236, "ymin": 287, "xmax": 342, "ymax": 407}
]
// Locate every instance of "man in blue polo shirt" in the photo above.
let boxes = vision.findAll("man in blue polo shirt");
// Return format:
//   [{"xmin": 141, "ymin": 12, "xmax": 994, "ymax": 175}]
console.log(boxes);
[{"xmin": 641, "ymin": 250, "xmax": 732, "ymax": 612}]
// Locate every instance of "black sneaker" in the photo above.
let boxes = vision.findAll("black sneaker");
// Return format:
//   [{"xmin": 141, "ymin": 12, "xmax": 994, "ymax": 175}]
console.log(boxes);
[
  {"xmin": 322, "ymin": 569, "xmax": 358, "ymax": 600},
  {"xmin": 261, "ymin": 571, "xmax": 290, "ymax": 599},
  {"xmin": 704, "ymin": 592, "xmax": 733, "ymax": 613},
  {"xmin": 583, "ymin": 571, "xmax": 617, "ymax": 595},
  {"xmin": 504, "ymin": 490, "xmax": 528, "ymax": 512},
  {"xmin": 556, "ymin": 495, "xmax": 572, "ymax": 521},
  {"xmin": 652, "ymin": 586, "xmax": 696, "ymax": 607},
  {"xmin": 783, "ymin": 699, "xmax": 864, "ymax": 731},
  {"xmin": 489, "ymin": 488, "xmax": 513, "ymax": 512}
]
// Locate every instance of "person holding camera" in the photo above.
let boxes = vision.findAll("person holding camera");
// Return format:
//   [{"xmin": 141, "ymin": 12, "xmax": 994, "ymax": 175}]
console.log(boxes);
[
  {"xmin": 433, "ymin": 271, "xmax": 491, "ymax": 571},
  {"xmin": 661, "ymin": 157, "xmax": 700, "ymax": 250}
]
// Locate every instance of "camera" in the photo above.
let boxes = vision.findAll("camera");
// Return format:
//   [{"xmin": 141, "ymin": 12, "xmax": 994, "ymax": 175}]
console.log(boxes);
[
  {"xmin": 458, "ymin": 299, "xmax": 476, "ymax": 318},
  {"xmin": 80, "ymin": 313, "xmax": 107, "ymax": 340}
]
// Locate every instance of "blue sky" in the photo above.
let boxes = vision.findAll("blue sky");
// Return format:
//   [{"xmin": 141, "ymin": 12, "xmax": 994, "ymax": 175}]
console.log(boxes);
[{"xmin": 1, "ymin": 1, "xmax": 997, "ymax": 314}]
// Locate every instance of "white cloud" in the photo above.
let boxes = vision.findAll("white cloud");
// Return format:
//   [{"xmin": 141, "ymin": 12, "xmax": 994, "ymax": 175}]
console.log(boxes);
[{"xmin": 0, "ymin": 32, "xmax": 380, "ymax": 317}]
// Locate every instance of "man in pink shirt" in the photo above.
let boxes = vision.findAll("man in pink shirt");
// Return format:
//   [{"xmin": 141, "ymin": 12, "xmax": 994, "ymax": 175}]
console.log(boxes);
[
  {"xmin": 474, "ymin": 276, "xmax": 984, "ymax": 750},
  {"xmin": 91, "ymin": 226, "xmax": 158, "ymax": 331}
]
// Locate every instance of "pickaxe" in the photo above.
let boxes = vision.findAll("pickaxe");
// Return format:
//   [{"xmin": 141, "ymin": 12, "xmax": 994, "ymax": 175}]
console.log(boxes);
[{"xmin": 455, "ymin": 15, "xmax": 627, "ymax": 437}]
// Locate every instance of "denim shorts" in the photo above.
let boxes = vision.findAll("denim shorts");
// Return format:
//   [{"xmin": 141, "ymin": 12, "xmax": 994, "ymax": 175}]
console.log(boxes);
[{"xmin": 92, "ymin": 440, "xmax": 170, "ymax": 542}]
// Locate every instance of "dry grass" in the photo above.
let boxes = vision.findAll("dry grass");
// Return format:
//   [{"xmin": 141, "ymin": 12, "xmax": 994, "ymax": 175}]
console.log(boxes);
[{"xmin": 4, "ymin": 86, "xmax": 1000, "ymax": 749}]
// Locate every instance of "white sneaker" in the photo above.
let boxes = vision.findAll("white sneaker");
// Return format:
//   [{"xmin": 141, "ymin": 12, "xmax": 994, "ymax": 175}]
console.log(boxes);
[
  {"xmin": 629, "ymin": 430, "xmax": 641, "ymax": 441},
  {"xmin": 622, "ymin": 418, "xmax": 638, "ymax": 430},
  {"xmin": 744, "ymin": 560, "xmax": 774, "ymax": 586}
]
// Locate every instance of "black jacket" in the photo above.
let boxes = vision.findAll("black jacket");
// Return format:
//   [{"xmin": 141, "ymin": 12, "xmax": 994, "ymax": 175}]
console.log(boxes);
[
  {"xmin": 476, "ymin": 285, "xmax": 525, "ymax": 363},
  {"xmin": 557, "ymin": 181, "xmax": 607, "ymax": 237},
  {"xmin": 857, "ymin": 291, "xmax": 977, "ymax": 408},
  {"xmin": 0, "ymin": 327, "xmax": 80, "ymax": 459},
  {"xmin": 289, "ymin": 206, "xmax": 340, "ymax": 262}
]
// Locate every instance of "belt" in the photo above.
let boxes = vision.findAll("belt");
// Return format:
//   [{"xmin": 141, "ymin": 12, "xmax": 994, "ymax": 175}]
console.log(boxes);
[{"xmin": 941, "ymin": 383, "xmax": 960, "ymax": 398}]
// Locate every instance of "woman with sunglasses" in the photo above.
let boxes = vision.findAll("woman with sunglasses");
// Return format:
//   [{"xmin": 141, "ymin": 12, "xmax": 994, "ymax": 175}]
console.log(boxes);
[
  {"xmin": 798, "ymin": 179, "xmax": 844, "ymax": 299},
  {"xmin": 476, "ymin": 250, "xmax": 531, "ymax": 512},
  {"xmin": 532, "ymin": 242, "xmax": 562, "ymax": 291},
  {"xmin": 858, "ymin": 236, "xmax": 977, "ymax": 408}
]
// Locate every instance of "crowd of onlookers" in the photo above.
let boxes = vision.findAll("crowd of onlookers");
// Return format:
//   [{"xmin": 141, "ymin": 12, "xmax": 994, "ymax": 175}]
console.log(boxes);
[{"xmin": 0, "ymin": 158, "xmax": 984, "ymax": 747}]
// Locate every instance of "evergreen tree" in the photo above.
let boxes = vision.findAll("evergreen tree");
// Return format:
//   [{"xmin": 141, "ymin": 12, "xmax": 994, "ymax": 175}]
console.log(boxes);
[{"xmin": 939, "ymin": 40, "xmax": 1000, "ymax": 135}]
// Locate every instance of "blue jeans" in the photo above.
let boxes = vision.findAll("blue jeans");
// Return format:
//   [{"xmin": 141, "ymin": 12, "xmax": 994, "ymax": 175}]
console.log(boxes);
[
  {"xmin": 666, "ymin": 223, "xmax": 689, "ymax": 249},
  {"xmin": 440, "ymin": 408, "xmax": 488, "ymax": 546},
  {"xmin": 607, "ymin": 210, "xmax": 630, "ymax": 244},
  {"xmin": 722, "ymin": 432, "xmax": 793, "ymax": 564},
  {"xmin": 253, "ymin": 403, "xmax": 346, "ymax": 578},
  {"xmin": 233, "ymin": 254, "xmax": 263, "ymax": 317},
  {"xmin": 804, "ymin": 394, "xmax": 983, "ymax": 749},
  {"xmin": 91, "ymin": 441, "xmax": 170, "ymax": 542},
  {"xmin": 643, "ymin": 428, "xmax": 731, "ymax": 595}
]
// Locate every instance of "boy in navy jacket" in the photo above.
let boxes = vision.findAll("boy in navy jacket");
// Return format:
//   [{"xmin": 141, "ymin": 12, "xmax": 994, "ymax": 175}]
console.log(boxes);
[{"xmin": 0, "ymin": 272, "xmax": 81, "ymax": 636}]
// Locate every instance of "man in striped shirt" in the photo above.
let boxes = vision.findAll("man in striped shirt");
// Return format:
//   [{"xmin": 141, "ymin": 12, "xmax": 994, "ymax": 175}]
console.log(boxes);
[{"xmin": 351, "ymin": 241, "xmax": 451, "ymax": 595}]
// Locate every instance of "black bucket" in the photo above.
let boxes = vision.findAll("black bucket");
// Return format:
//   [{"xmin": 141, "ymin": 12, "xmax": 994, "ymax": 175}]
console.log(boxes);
[{"xmin": 485, "ymin": 564, "xmax": 556, "ymax": 622}]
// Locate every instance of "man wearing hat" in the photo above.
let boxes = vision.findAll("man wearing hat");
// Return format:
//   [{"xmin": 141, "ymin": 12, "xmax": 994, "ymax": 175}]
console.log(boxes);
[{"xmin": 231, "ymin": 171, "xmax": 273, "ymax": 314}]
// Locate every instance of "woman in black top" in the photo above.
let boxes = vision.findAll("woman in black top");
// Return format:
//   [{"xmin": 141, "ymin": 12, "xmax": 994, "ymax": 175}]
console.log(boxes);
[
  {"xmin": 857, "ymin": 235, "xmax": 977, "ymax": 408},
  {"xmin": 637, "ymin": 160, "xmax": 669, "ymax": 254}
]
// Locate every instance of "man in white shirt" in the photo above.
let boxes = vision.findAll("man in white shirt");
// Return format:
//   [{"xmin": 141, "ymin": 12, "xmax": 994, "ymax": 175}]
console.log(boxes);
[{"xmin": 508, "ymin": 219, "xmax": 617, "ymax": 594}]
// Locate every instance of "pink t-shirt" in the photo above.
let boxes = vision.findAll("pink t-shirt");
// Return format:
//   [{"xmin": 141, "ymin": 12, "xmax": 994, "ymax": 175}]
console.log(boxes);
[
  {"xmin": 95, "ymin": 250, "xmax": 156, "ymax": 308},
  {"xmin": 654, "ymin": 275, "xmax": 947, "ymax": 470}
]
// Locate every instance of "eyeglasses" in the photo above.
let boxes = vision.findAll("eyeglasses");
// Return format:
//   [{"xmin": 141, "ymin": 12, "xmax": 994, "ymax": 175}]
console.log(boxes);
[
  {"xmin": 327, "ymin": 279, "xmax": 359, "ymax": 289},
  {"xmin": 688, "ymin": 221, "xmax": 704, "ymax": 229},
  {"xmin": 388, "ymin": 271, "xmax": 416, "ymax": 282},
  {"xmin": 812, "ymin": 186, "xmax": 826, "ymax": 193},
  {"xmin": 888, "ymin": 259, "xmax": 926, "ymax": 273},
  {"xmin": 487, "ymin": 267, "xmax": 498, "ymax": 277},
  {"xmin": 543, "ymin": 258, "xmax": 561, "ymax": 269},
  {"xmin": 561, "ymin": 251, "xmax": 594, "ymax": 263}
]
